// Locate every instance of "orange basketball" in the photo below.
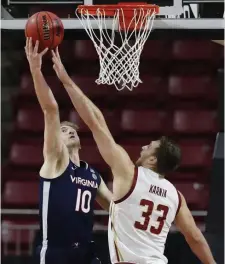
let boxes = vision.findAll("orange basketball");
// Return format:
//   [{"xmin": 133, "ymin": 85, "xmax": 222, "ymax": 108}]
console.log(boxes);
[{"xmin": 25, "ymin": 11, "xmax": 64, "ymax": 50}]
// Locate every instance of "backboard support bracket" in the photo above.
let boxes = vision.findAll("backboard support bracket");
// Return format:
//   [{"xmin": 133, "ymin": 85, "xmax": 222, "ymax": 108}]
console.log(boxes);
[{"xmin": 159, "ymin": 0, "xmax": 183, "ymax": 16}]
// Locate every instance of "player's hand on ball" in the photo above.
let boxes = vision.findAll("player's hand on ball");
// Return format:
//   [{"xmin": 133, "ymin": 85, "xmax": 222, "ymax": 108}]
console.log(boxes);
[
  {"xmin": 25, "ymin": 37, "xmax": 48, "ymax": 74},
  {"xmin": 52, "ymin": 47, "xmax": 70, "ymax": 85}
]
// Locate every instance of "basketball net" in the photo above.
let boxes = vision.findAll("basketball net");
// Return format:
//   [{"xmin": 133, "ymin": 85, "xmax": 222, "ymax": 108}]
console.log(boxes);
[{"xmin": 76, "ymin": 7, "xmax": 157, "ymax": 91}]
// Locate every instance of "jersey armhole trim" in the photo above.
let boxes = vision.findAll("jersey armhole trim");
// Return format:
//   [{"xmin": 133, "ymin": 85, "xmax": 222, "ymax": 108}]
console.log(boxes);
[
  {"xmin": 176, "ymin": 190, "xmax": 182, "ymax": 216},
  {"xmin": 114, "ymin": 167, "xmax": 138, "ymax": 204},
  {"xmin": 39, "ymin": 159, "xmax": 71, "ymax": 181},
  {"xmin": 114, "ymin": 242, "xmax": 120, "ymax": 262}
]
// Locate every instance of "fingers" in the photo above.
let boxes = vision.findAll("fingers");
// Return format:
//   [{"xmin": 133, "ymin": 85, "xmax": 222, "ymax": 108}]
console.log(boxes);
[
  {"xmin": 51, "ymin": 49, "xmax": 63, "ymax": 73},
  {"xmin": 40, "ymin": 47, "xmax": 49, "ymax": 57},
  {"xmin": 25, "ymin": 38, "xmax": 47, "ymax": 57},
  {"xmin": 51, "ymin": 51, "xmax": 60, "ymax": 74},
  {"xmin": 28, "ymin": 37, "xmax": 33, "ymax": 55},
  {"xmin": 52, "ymin": 56, "xmax": 58, "ymax": 66},
  {"xmin": 51, "ymin": 50, "xmax": 59, "ymax": 65},
  {"xmin": 51, "ymin": 49, "xmax": 56, "ymax": 59},
  {"xmin": 33, "ymin": 40, "xmax": 39, "ymax": 55},
  {"xmin": 25, "ymin": 37, "xmax": 28, "ymax": 50},
  {"xmin": 25, "ymin": 39, "xmax": 27, "ymax": 54},
  {"xmin": 56, "ymin": 47, "xmax": 61, "ymax": 61},
  {"xmin": 25, "ymin": 37, "xmax": 30, "ymax": 55}
]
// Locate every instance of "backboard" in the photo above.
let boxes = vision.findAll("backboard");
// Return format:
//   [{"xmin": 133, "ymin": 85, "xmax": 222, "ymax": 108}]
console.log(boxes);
[{"xmin": 1, "ymin": 0, "xmax": 224, "ymax": 38}]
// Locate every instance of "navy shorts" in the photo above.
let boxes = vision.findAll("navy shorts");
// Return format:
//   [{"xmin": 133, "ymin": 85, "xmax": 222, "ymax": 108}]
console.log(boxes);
[{"xmin": 34, "ymin": 242, "xmax": 101, "ymax": 264}]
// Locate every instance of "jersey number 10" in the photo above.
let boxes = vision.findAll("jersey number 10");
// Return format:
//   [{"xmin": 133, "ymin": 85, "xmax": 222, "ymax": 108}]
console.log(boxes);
[
  {"xmin": 134, "ymin": 199, "xmax": 169, "ymax": 235},
  {"xmin": 75, "ymin": 188, "xmax": 92, "ymax": 213}
]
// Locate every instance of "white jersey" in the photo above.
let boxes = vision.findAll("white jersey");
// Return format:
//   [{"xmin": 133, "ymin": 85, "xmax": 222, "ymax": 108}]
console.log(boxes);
[{"xmin": 108, "ymin": 166, "xmax": 181, "ymax": 264}]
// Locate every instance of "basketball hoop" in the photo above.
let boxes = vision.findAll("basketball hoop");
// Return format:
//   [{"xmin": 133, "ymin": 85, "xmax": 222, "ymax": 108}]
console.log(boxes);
[{"xmin": 76, "ymin": 2, "xmax": 159, "ymax": 91}]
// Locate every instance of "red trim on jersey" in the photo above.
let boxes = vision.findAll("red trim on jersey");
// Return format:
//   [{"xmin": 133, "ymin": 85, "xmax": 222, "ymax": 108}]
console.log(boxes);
[
  {"xmin": 114, "ymin": 167, "xmax": 138, "ymax": 204},
  {"xmin": 176, "ymin": 190, "xmax": 182, "ymax": 216},
  {"xmin": 114, "ymin": 242, "xmax": 120, "ymax": 262}
]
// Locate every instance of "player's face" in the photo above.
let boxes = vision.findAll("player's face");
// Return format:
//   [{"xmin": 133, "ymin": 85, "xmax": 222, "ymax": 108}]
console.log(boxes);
[
  {"xmin": 136, "ymin": 140, "xmax": 160, "ymax": 167},
  {"xmin": 60, "ymin": 125, "xmax": 80, "ymax": 148}
]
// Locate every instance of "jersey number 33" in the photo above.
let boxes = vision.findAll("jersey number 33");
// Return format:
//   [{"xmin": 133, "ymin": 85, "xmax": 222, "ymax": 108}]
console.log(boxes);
[{"xmin": 134, "ymin": 199, "xmax": 169, "ymax": 235}]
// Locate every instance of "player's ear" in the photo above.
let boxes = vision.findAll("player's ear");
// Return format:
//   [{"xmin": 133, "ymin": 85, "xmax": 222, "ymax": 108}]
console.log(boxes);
[{"xmin": 147, "ymin": 155, "xmax": 157, "ymax": 166}]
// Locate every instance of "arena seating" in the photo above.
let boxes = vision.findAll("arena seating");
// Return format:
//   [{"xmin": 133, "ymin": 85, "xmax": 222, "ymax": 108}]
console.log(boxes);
[
  {"xmin": 3, "ymin": 181, "xmax": 39, "ymax": 208},
  {"xmin": 2, "ymin": 41, "xmax": 222, "ymax": 251},
  {"xmin": 20, "ymin": 74, "xmax": 63, "ymax": 96},
  {"xmin": 73, "ymin": 40, "xmax": 98, "ymax": 60},
  {"xmin": 173, "ymin": 111, "xmax": 218, "ymax": 134},
  {"xmin": 2, "ymin": 219, "xmax": 38, "ymax": 255},
  {"xmin": 121, "ymin": 110, "xmax": 169, "ymax": 134},
  {"xmin": 171, "ymin": 40, "xmax": 224, "ymax": 61},
  {"xmin": 173, "ymin": 182, "xmax": 209, "ymax": 210},
  {"xmin": 140, "ymin": 40, "xmax": 169, "ymax": 60},
  {"xmin": 16, "ymin": 107, "xmax": 44, "ymax": 133},
  {"xmin": 168, "ymin": 75, "xmax": 217, "ymax": 101},
  {"xmin": 10, "ymin": 143, "xmax": 43, "ymax": 167},
  {"xmin": 69, "ymin": 109, "xmax": 121, "ymax": 136},
  {"xmin": 178, "ymin": 140, "xmax": 213, "ymax": 168}
]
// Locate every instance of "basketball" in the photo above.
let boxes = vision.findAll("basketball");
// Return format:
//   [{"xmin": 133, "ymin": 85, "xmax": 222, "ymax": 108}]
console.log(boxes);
[{"xmin": 25, "ymin": 11, "xmax": 64, "ymax": 50}]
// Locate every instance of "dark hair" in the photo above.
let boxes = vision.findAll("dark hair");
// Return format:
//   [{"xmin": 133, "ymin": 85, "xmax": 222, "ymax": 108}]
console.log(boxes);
[
  {"xmin": 155, "ymin": 136, "xmax": 181, "ymax": 174},
  {"xmin": 60, "ymin": 121, "xmax": 79, "ymax": 131}
]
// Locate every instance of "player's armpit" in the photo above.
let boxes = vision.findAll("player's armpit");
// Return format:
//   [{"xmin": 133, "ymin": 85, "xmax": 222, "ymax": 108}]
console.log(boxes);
[
  {"xmin": 175, "ymin": 192, "xmax": 216, "ymax": 264},
  {"xmin": 92, "ymin": 124, "xmax": 135, "ymax": 179},
  {"xmin": 43, "ymin": 108, "xmax": 64, "ymax": 160},
  {"xmin": 96, "ymin": 177, "xmax": 112, "ymax": 211}
]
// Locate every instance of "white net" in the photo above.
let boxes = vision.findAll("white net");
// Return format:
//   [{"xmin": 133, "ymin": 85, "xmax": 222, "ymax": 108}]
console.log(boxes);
[{"xmin": 76, "ymin": 7, "xmax": 157, "ymax": 91}]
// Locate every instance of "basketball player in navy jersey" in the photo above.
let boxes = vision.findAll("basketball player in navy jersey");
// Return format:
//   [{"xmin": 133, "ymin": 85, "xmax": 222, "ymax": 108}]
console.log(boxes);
[
  {"xmin": 52, "ymin": 47, "xmax": 216, "ymax": 264},
  {"xmin": 25, "ymin": 38, "xmax": 112, "ymax": 264}
]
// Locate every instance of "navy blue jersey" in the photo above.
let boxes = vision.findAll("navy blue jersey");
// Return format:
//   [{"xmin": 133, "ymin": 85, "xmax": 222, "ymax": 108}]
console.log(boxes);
[{"xmin": 39, "ymin": 160, "xmax": 101, "ymax": 249}]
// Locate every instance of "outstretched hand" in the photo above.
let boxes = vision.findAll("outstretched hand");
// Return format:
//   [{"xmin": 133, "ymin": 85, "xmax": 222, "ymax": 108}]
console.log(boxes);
[
  {"xmin": 25, "ymin": 37, "xmax": 48, "ymax": 74},
  {"xmin": 52, "ymin": 47, "xmax": 71, "ymax": 85}
]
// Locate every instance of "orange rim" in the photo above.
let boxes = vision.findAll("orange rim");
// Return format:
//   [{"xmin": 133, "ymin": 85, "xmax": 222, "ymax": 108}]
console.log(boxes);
[{"xmin": 77, "ymin": 2, "xmax": 159, "ymax": 17}]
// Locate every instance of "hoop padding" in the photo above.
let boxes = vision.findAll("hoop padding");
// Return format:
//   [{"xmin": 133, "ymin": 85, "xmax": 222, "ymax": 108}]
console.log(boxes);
[{"xmin": 76, "ymin": 5, "xmax": 158, "ymax": 91}]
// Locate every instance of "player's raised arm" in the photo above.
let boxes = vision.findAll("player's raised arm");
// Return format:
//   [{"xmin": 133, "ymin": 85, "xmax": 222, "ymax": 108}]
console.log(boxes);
[
  {"xmin": 51, "ymin": 48, "xmax": 134, "ymax": 179},
  {"xmin": 25, "ymin": 38, "xmax": 63, "ymax": 160},
  {"xmin": 175, "ymin": 192, "xmax": 216, "ymax": 264}
]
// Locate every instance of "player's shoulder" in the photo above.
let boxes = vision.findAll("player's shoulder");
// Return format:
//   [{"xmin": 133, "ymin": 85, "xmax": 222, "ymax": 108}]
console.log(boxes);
[
  {"xmin": 163, "ymin": 178, "xmax": 181, "ymax": 206},
  {"xmin": 163, "ymin": 177, "xmax": 178, "ymax": 192},
  {"xmin": 140, "ymin": 166, "xmax": 177, "ymax": 190}
]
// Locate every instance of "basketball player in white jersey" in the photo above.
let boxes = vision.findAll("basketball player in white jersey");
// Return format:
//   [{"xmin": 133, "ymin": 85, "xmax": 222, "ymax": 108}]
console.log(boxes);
[{"xmin": 51, "ymin": 47, "xmax": 216, "ymax": 264}]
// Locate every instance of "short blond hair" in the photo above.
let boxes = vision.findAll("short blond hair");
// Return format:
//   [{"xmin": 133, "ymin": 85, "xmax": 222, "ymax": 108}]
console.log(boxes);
[{"xmin": 60, "ymin": 121, "xmax": 79, "ymax": 131}]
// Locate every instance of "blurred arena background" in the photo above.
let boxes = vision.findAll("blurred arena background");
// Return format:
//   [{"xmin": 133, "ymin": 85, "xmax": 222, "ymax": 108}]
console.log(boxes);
[{"xmin": 1, "ymin": 0, "xmax": 224, "ymax": 263}]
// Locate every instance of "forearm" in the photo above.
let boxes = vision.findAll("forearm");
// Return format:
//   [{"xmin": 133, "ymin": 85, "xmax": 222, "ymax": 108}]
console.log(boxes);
[
  {"xmin": 32, "ymin": 70, "xmax": 58, "ymax": 111},
  {"xmin": 96, "ymin": 187, "xmax": 112, "ymax": 212},
  {"xmin": 62, "ymin": 77, "xmax": 104, "ymax": 128},
  {"xmin": 187, "ymin": 232, "xmax": 216, "ymax": 264},
  {"xmin": 96, "ymin": 197, "xmax": 110, "ymax": 212}
]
